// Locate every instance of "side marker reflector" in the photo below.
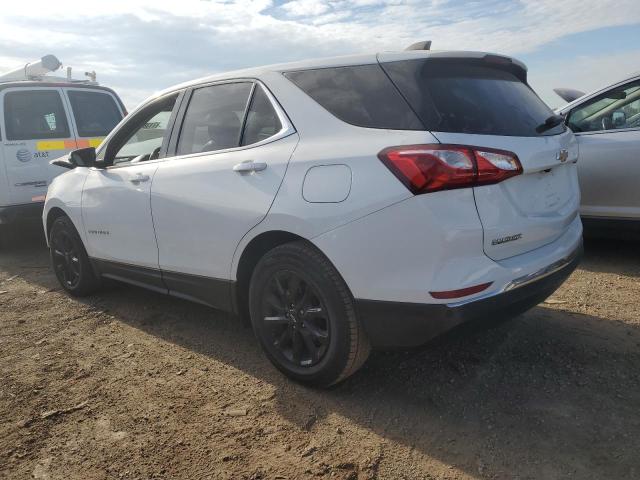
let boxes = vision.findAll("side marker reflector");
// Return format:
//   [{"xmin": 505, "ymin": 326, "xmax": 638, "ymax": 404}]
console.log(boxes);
[{"xmin": 430, "ymin": 282, "xmax": 493, "ymax": 300}]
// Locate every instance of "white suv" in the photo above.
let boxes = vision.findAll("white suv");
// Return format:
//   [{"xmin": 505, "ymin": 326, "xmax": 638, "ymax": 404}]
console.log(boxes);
[{"xmin": 43, "ymin": 50, "xmax": 583, "ymax": 386}]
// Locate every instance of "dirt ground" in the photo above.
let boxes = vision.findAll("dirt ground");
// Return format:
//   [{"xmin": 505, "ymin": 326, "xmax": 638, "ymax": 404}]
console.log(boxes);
[{"xmin": 1, "ymin": 225, "xmax": 639, "ymax": 480}]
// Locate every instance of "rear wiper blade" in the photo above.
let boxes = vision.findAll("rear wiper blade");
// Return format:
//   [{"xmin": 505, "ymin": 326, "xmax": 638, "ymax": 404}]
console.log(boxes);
[{"xmin": 536, "ymin": 114, "xmax": 565, "ymax": 134}]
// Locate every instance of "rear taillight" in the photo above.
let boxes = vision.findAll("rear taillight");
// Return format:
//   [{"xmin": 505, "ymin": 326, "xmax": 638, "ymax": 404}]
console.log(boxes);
[{"xmin": 378, "ymin": 144, "xmax": 522, "ymax": 194}]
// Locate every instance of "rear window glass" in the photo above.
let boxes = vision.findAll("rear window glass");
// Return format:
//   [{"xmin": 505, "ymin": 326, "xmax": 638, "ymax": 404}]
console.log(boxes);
[
  {"xmin": 67, "ymin": 90, "xmax": 122, "ymax": 137},
  {"xmin": 4, "ymin": 90, "xmax": 70, "ymax": 140},
  {"xmin": 382, "ymin": 60, "xmax": 564, "ymax": 137},
  {"xmin": 284, "ymin": 65, "xmax": 423, "ymax": 130}
]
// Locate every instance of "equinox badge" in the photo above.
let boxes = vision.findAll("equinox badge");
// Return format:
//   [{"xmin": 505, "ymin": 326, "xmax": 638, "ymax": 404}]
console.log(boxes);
[{"xmin": 492, "ymin": 233, "xmax": 523, "ymax": 246}]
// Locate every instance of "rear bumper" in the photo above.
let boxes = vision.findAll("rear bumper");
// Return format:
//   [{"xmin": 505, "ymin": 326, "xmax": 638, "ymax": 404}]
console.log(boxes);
[
  {"xmin": 0, "ymin": 202, "xmax": 45, "ymax": 225},
  {"xmin": 356, "ymin": 242, "xmax": 582, "ymax": 348}
]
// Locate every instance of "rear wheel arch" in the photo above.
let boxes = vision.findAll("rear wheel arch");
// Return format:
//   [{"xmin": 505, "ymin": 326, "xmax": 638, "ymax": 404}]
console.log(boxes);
[{"xmin": 234, "ymin": 231, "xmax": 350, "ymax": 322}]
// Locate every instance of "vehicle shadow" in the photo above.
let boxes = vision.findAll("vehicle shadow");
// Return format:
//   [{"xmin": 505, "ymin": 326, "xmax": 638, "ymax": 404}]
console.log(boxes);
[
  {"xmin": 580, "ymin": 236, "xmax": 640, "ymax": 278},
  {"xmin": 2, "ymin": 228, "xmax": 639, "ymax": 478},
  {"xmin": 87, "ymin": 288, "xmax": 640, "ymax": 479}
]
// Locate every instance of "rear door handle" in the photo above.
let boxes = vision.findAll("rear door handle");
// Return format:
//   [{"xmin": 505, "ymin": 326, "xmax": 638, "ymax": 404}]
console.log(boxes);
[
  {"xmin": 130, "ymin": 174, "xmax": 150, "ymax": 185},
  {"xmin": 233, "ymin": 160, "xmax": 267, "ymax": 173}
]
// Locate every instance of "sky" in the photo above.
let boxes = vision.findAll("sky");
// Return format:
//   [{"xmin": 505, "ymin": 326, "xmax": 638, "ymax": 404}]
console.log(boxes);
[{"xmin": 0, "ymin": 0, "xmax": 639, "ymax": 110}]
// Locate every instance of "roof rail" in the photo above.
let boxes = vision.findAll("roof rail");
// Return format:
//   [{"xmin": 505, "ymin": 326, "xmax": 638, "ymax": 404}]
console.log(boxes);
[{"xmin": 405, "ymin": 40, "xmax": 432, "ymax": 51}]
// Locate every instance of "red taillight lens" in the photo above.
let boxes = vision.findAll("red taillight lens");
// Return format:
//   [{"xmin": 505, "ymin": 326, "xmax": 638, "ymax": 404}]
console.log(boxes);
[
  {"xmin": 474, "ymin": 149, "xmax": 522, "ymax": 185},
  {"xmin": 378, "ymin": 144, "xmax": 522, "ymax": 194}
]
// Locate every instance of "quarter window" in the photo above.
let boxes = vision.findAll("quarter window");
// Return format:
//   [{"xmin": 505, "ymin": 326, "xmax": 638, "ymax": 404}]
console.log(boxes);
[
  {"xmin": 67, "ymin": 90, "xmax": 123, "ymax": 137},
  {"xmin": 285, "ymin": 65, "xmax": 423, "ymax": 130},
  {"xmin": 177, "ymin": 82, "xmax": 253, "ymax": 156},
  {"xmin": 567, "ymin": 80, "xmax": 640, "ymax": 133},
  {"xmin": 241, "ymin": 85, "xmax": 282, "ymax": 146},
  {"xmin": 4, "ymin": 90, "xmax": 70, "ymax": 140}
]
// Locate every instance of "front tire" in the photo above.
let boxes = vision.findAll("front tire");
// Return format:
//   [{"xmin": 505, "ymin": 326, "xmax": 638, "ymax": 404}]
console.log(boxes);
[
  {"xmin": 49, "ymin": 216, "xmax": 101, "ymax": 296},
  {"xmin": 249, "ymin": 241, "xmax": 370, "ymax": 387}
]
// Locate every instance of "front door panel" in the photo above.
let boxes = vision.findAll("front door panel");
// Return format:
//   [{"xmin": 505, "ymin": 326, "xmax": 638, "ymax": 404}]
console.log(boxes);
[
  {"xmin": 82, "ymin": 163, "xmax": 161, "ymax": 270},
  {"xmin": 576, "ymin": 129, "xmax": 640, "ymax": 219}
]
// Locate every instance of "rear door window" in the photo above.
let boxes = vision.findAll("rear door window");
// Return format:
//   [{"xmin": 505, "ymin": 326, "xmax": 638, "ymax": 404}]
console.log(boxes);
[
  {"xmin": 284, "ymin": 65, "xmax": 423, "ymax": 130},
  {"xmin": 4, "ymin": 89, "xmax": 70, "ymax": 140},
  {"xmin": 67, "ymin": 90, "xmax": 123, "ymax": 137},
  {"xmin": 382, "ymin": 60, "xmax": 563, "ymax": 137},
  {"xmin": 177, "ymin": 82, "xmax": 253, "ymax": 156}
]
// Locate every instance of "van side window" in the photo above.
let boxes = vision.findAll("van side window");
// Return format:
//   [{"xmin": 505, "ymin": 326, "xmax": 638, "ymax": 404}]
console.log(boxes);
[
  {"xmin": 240, "ymin": 85, "xmax": 282, "ymax": 146},
  {"xmin": 4, "ymin": 90, "xmax": 70, "ymax": 140},
  {"xmin": 177, "ymin": 82, "xmax": 253, "ymax": 156},
  {"xmin": 67, "ymin": 90, "xmax": 123, "ymax": 137}
]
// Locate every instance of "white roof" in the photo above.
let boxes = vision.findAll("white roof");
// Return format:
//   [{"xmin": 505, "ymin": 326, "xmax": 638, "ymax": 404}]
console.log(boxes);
[{"xmin": 155, "ymin": 49, "xmax": 525, "ymax": 99}]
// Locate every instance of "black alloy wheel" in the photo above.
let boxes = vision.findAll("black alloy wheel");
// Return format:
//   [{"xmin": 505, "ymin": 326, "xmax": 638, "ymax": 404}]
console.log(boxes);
[
  {"xmin": 51, "ymin": 228, "xmax": 82, "ymax": 289},
  {"xmin": 261, "ymin": 270, "xmax": 330, "ymax": 368},
  {"xmin": 49, "ymin": 216, "xmax": 100, "ymax": 296},
  {"xmin": 249, "ymin": 241, "xmax": 370, "ymax": 387}
]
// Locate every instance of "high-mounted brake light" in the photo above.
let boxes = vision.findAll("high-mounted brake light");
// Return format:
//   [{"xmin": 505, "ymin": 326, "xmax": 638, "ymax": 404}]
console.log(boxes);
[{"xmin": 378, "ymin": 144, "xmax": 522, "ymax": 194}]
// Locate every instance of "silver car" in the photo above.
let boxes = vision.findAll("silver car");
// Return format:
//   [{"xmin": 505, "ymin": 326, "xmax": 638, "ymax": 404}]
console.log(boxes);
[{"xmin": 556, "ymin": 72, "xmax": 640, "ymax": 237}]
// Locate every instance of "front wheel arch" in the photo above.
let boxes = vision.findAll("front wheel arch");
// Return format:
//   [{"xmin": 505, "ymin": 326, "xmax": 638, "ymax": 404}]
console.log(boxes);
[{"xmin": 46, "ymin": 207, "xmax": 70, "ymax": 242}]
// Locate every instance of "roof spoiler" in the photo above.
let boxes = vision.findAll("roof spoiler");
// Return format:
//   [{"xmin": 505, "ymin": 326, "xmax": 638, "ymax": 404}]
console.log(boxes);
[
  {"xmin": 553, "ymin": 87, "xmax": 585, "ymax": 103},
  {"xmin": 405, "ymin": 41, "xmax": 432, "ymax": 51}
]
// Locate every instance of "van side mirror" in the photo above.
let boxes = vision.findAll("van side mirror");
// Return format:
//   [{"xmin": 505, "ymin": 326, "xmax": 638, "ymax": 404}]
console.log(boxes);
[{"xmin": 51, "ymin": 147, "xmax": 99, "ymax": 169}]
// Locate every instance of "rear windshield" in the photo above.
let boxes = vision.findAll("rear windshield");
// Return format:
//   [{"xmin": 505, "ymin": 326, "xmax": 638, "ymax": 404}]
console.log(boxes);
[
  {"xmin": 382, "ymin": 60, "xmax": 564, "ymax": 137},
  {"xmin": 284, "ymin": 65, "xmax": 423, "ymax": 130},
  {"xmin": 67, "ymin": 90, "xmax": 122, "ymax": 137}
]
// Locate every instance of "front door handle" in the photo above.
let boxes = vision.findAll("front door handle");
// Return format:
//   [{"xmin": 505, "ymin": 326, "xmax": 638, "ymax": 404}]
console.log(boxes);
[
  {"xmin": 130, "ymin": 174, "xmax": 150, "ymax": 185},
  {"xmin": 233, "ymin": 160, "xmax": 267, "ymax": 173}
]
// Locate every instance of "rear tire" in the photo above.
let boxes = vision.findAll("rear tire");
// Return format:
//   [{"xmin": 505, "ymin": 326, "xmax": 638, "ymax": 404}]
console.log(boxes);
[
  {"xmin": 49, "ymin": 216, "xmax": 101, "ymax": 296},
  {"xmin": 249, "ymin": 241, "xmax": 370, "ymax": 387}
]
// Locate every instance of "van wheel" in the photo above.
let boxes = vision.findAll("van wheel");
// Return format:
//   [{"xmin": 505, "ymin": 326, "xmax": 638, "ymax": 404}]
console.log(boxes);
[
  {"xmin": 249, "ymin": 241, "xmax": 370, "ymax": 387},
  {"xmin": 49, "ymin": 216, "xmax": 100, "ymax": 296}
]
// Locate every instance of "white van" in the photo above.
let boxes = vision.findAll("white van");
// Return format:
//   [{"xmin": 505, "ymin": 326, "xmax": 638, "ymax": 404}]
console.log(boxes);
[{"xmin": 0, "ymin": 56, "xmax": 125, "ymax": 240}]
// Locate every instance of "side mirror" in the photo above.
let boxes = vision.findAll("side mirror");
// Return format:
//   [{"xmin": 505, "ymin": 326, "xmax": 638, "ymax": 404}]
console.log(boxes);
[
  {"xmin": 612, "ymin": 110, "xmax": 626, "ymax": 128},
  {"xmin": 50, "ymin": 147, "xmax": 100, "ymax": 169},
  {"xmin": 70, "ymin": 147, "xmax": 98, "ymax": 167}
]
